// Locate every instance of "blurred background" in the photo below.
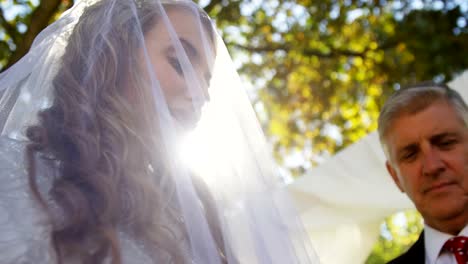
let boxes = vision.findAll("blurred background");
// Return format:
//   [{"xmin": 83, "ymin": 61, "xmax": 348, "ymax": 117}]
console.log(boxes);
[{"xmin": 1, "ymin": 0, "xmax": 467, "ymax": 262}]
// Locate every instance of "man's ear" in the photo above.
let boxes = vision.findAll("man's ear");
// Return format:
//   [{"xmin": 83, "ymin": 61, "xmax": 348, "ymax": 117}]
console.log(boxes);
[{"xmin": 386, "ymin": 161, "xmax": 405, "ymax": 193}]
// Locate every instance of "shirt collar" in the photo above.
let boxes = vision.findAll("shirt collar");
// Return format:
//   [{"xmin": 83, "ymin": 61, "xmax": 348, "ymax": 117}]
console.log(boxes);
[{"xmin": 424, "ymin": 224, "xmax": 468, "ymax": 264}]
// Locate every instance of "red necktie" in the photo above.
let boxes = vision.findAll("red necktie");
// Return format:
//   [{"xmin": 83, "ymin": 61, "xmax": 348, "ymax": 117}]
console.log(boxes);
[{"xmin": 443, "ymin": 236, "xmax": 468, "ymax": 264}]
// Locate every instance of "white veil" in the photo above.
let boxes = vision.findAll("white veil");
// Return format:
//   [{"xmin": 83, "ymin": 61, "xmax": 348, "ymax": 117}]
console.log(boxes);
[{"xmin": 0, "ymin": 0, "xmax": 319, "ymax": 263}]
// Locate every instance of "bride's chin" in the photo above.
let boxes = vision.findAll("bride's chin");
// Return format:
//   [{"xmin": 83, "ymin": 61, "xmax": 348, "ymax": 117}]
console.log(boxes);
[{"xmin": 170, "ymin": 110, "xmax": 201, "ymax": 130}]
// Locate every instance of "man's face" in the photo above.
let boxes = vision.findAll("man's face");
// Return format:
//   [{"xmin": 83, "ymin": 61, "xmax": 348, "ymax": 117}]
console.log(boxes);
[{"xmin": 385, "ymin": 100, "xmax": 468, "ymax": 233}]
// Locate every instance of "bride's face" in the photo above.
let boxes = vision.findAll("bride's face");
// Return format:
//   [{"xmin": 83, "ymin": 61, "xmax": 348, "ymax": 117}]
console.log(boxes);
[{"xmin": 143, "ymin": 7, "xmax": 214, "ymax": 128}]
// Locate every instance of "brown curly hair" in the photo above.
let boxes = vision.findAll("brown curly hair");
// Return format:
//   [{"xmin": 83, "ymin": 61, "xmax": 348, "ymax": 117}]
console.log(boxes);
[{"xmin": 25, "ymin": 0, "xmax": 221, "ymax": 263}]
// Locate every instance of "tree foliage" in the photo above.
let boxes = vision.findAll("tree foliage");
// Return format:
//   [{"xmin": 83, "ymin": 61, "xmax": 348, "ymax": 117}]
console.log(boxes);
[
  {"xmin": 366, "ymin": 210, "xmax": 424, "ymax": 264},
  {"xmin": 0, "ymin": 0, "xmax": 72, "ymax": 68},
  {"xmin": 197, "ymin": 0, "xmax": 468, "ymax": 173},
  {"xmin": 0, "ymin": 0, "xmax": 467, "ymax": 263}
]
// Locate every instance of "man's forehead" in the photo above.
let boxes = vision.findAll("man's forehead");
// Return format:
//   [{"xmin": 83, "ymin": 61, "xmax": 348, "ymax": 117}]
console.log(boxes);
[{"xmin": 388, "ymin": 108, "xmax": 466, "ymax": 148}]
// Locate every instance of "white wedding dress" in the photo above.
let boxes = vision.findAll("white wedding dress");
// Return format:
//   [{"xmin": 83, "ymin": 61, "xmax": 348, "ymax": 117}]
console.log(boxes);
[{"xmin": 0, "ymin": 136, "xmax": 55, "ymax": 263}]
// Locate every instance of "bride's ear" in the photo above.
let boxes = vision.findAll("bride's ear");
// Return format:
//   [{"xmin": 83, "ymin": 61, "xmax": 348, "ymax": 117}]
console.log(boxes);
[{"xmin": 386, "ymin": 161, "xmax": 405, "ymax": 193}]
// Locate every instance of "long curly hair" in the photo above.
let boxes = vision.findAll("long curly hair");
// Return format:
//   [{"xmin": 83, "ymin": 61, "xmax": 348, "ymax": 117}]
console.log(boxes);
[{"xmin": 25, "ymin": 0, "xmax": 220, "ymax": 263}]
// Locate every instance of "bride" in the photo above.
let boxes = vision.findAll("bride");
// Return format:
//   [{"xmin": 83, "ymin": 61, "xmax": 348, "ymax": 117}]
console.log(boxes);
[{"xmin": 0, "ymin": 0, "xmax": 319, "ymax": 263}]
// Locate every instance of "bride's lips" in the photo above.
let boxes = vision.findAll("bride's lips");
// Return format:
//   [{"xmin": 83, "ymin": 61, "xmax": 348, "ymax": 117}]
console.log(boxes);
[{"xmin": 172, "ymin": 97, "xmax": 206, "ymax": 107}]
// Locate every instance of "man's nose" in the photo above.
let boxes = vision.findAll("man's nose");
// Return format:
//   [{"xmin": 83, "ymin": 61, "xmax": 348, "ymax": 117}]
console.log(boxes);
[{"xmin": 422, "ymin": 148, "xmax": 445, "ymax": 177}]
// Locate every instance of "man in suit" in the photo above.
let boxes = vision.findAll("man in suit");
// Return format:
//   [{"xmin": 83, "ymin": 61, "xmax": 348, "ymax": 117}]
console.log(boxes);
[{"xmin": 378, "ymin": 83, "xmax": 468, "ymax": 264}]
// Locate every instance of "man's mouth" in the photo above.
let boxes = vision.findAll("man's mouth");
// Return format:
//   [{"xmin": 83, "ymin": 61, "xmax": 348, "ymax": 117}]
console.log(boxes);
[{"xmin": 423, "ymin": 181, "xmax": 456, "ymax": 194}]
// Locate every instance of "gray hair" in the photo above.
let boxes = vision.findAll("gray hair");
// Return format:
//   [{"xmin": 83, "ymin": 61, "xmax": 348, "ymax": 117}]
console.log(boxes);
[{"xmin": 378, "ymin": 83, "xmax": 468, "ymax": 154}]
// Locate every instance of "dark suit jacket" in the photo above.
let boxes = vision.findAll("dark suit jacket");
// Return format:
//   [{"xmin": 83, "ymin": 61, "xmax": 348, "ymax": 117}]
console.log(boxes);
[{"xmin": 387, "ymin": 232, "xmax": 425, "ymax": 264}]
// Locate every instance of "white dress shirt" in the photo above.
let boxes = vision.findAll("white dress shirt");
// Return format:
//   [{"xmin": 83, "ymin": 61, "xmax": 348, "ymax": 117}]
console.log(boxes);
[{"xmin": 425, "ymin": 224, "xmax": 468, "ymax": 264}]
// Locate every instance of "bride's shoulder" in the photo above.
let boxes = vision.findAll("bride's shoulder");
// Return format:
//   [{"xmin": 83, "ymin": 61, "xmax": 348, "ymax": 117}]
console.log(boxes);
[{"xmin": 0, "ymin": 136, "xmax": 54, "ymax": 263}]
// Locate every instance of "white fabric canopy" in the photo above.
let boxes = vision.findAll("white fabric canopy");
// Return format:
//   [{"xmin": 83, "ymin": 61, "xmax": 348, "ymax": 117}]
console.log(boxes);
[{"xmin": 288, "ymin": 70, "xmax": 468, "ymax": 264}]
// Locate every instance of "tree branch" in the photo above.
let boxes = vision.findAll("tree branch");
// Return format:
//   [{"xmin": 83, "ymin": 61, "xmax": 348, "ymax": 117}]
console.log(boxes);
[
  {"xmin": 0, "ymin": 8, "xmax": 19, "ymax": 44},
  {"xmin": 232, "ymin": 43, "xmax": 370, "ymax": 58},
  {"xmin": 4, "ymin": 0, "xmax": 65, "ymax": 70},
  {"xmin": 232, "ymin": 39, "xmax": 402, "ymax": 59}
]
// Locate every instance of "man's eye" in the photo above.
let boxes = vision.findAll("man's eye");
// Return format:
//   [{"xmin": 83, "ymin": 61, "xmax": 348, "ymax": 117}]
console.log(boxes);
[
  {"xmin": 439, "ymin": 139, "xmax": 457, "ymax": 149},
  {"xmin": 168, "ymin": 57, "xmax": 183, "ymax": 76},
  {"xmin": 404, "ymin": 153, "xmax": 415, "ymax": 160},
  {"xmin": 400, "ymin": 151, "xmax": 417, "ymax": 162}
]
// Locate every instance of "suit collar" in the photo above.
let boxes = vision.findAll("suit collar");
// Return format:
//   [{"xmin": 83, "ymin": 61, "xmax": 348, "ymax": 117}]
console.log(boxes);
[
  {"xmin": 388, "ymin": 232, "xmax": 425, "ymax": 264},
  {"xmin": 407, "ymin": 231, "xmax": 425, "ymax": 263},
  {"xmin": 424, "ymin": 224, "xmax": 468, "ymax": 264}
]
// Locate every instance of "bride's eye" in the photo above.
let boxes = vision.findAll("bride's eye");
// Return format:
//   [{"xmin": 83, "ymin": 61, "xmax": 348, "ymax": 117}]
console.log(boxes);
[{"xmin": 168, "ymin": 57, "xmax": 183, "ymax": 76}]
